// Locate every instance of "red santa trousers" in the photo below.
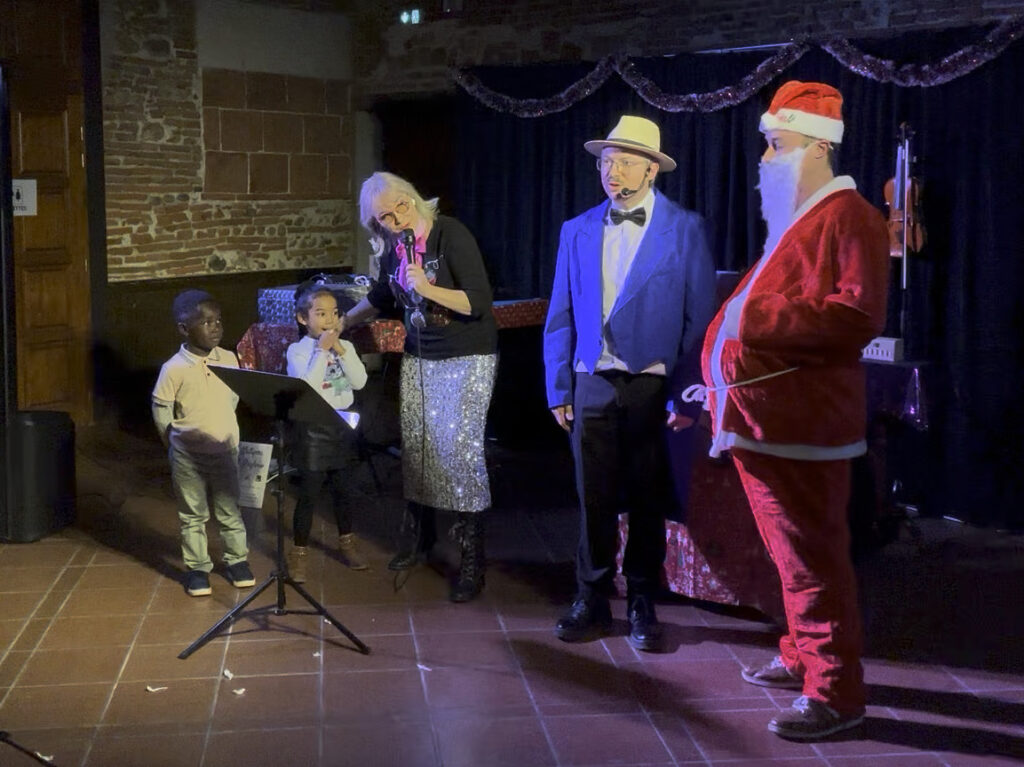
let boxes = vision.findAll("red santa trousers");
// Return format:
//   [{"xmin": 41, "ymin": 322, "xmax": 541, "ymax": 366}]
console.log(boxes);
[{"xmin": 731, "ymin": 447, "xmax": 865, "ymax": 715}]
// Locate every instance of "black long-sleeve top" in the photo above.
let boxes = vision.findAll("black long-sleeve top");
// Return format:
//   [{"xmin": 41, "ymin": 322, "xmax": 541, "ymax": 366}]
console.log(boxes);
[{"xmin": 367, "ymin": 215, "xmax": 497, "ymax": 360}]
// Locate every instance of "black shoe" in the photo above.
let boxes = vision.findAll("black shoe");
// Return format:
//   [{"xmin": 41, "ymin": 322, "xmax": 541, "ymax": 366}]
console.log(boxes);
[
  {"xmin": 225, "ymin": 561, "xmax": 256, "ymax": 588},
  {"xmin": 389, "ymin": 503, "xmax": 437, "ymax": 571},
  {"xmin": 554, "ymin": 597, "xmax": 613, "ymax": 642},
  {"xmin": 387, "ymin": 549, "xmax": 421, "ymax": 571},
  {"xmin": 184, "ymin": 570, "xmax": 212, "ymax": 597},
  {"xmin": 626, "ymin": 594, "xmax": 663, "ymax": 652}
]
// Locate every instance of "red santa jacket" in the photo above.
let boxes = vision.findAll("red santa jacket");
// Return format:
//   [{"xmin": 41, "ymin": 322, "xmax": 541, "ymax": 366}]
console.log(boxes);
[{"xmin": 701, "ymin": 184, "xmax": 889, "ymax": 449}]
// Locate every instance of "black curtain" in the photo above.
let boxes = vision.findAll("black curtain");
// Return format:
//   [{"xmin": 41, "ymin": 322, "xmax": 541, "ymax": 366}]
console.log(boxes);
[{"xmin": 374, "ymin": 27, "xmax": 1024, "ymax": 529}]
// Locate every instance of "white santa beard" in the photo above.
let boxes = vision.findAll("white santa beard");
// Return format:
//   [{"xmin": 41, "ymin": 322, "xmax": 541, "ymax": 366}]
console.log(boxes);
[{"xmin": 757, "ymin": 146, "xmax": 805, "ymax": 253}]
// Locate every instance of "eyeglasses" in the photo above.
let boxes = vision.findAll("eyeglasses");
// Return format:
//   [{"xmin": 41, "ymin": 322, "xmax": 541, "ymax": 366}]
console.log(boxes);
[
  {"xmin": 375, "ymin": 199, "xmax": 411, "ymax": 226},
  {"xmin": 597, "ymin": 157, "xmax": 649, "ymax": 173}
]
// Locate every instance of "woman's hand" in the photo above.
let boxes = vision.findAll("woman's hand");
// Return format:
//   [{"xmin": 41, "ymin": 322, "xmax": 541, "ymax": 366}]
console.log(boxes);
[{"xmin": 405, "ymin": 263, "xmax": 433, "ymax": 298}]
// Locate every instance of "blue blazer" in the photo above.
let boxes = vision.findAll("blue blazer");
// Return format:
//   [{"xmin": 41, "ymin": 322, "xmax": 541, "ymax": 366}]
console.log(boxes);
[{"xmin": 543, "ymin": 190, "xmax": 716, "ymax": 418}]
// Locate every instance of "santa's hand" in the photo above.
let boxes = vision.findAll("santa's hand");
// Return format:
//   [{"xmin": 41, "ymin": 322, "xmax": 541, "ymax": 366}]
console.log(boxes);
[{"xmin": 666, "ymin": 412, "xmax": 695, "ymax": 432}]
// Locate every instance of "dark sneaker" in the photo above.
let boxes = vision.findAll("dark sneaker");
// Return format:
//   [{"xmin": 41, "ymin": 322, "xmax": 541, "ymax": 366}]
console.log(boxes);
[
  {"xmin": 554, "ymin": 597, "xmax": 613, "ymax": 642},
  {"xmin": 185, "ymin": 570, "xmax": 212, "ymax": 597},
  {"xmin": 626, "ymin": 594, "xmax": 664, "ymax": 652},
  {"xmin": 225, "ymin": 561, "xmax": 255, "ymax": 588},
  {"xmin": 768, "ymin": 695, "xmax": 864, "ymax": 740},
  {"xmin": 742, "ymin": 655, "xmax": 804, "ymax": 690}
]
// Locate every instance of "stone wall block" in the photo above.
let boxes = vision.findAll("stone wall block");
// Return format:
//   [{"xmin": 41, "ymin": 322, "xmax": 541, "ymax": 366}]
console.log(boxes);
[
  {"xmin": 327, "ymin": 155, "xmax": 351, "ymax": 197},
  {"xmin": 204, "ymin": 151, "xmax": 248, "ymax": 194},
  {"xmin": 263, "ymin": 112, "xmax": 305, "ymax": 153},
  {"xmin": 325, "ymin": 80, "xmax": 351, "ymax": 115},
  {"xmin": 203, "ymin": 68, "xmax": 247, "ymax": 108},
  {"xmin": 203, "ymin": 107, "xmax": 220, "ymax": 149},
  {"xmin": 249, "ymin": 154, "xmax": 290, "ymax": 194},
  {"xmin": 246, "ymin": 72, "xmax": 289, "ymax": 110},
  {"xmin": 220, "ymin": 109, "xmax": 264, "ymax": 152},
  {"xmin": 303, "ymin": 115, "xmax": 341, "ymax": 154},
  {"xmin": 287, "ymin": 75, "xmax": 326, "ymax": 114},
  {"xmin": 290, "ymin": 155, "xmax": 328, "ymax": 196}
]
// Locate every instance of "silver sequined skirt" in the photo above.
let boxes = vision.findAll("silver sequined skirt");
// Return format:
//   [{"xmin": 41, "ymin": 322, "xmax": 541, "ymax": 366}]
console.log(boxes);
[{"xmin": 400, "ymin": 353, "xmax": 497, "ymax": 512}]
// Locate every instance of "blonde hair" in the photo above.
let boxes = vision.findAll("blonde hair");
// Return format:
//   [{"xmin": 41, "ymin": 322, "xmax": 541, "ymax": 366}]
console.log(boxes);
[{"xmin": 358, "ymin": 172, "xmax": 438, "ymax": 253}]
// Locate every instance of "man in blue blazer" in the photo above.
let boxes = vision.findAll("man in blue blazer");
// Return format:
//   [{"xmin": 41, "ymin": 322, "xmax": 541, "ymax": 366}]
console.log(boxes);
[{"xmin": 544, "ymin": 115, "xmax": 715, "ymax": 650}]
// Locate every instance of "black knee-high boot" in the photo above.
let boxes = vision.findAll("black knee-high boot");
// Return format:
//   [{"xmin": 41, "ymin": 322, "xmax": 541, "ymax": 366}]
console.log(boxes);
[
  {"xmin": 389, "ymin": 502, "xmax": 437, "ymax": 571},
  {"xmin": 450, "ymin": 512, "xmax": 485, "ymax": 602}
]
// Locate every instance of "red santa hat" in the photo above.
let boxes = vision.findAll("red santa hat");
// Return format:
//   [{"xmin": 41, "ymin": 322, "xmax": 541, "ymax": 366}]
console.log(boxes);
[{"xmin": 759, "ymin": 80, "xmax": 844, "ymax": 144}]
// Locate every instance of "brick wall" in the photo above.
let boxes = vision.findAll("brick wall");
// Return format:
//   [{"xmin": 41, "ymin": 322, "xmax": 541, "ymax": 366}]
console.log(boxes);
[
  {"xmin": 102, "ymin": 0, "xmax": 355, "ymax": 282},
  {"xmin": 100, "ymin": 0, "xmax": 1023, "ymax": 282},
  {"xmin": 352, "ymin": 0, "xmax": 1024, "ymax": 96}
]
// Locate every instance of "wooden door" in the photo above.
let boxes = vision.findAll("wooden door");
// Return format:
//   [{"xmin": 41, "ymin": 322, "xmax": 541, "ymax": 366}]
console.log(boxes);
[{"xmin": 3, "ymin": 0, "xmax": 93, "ymax": 425}]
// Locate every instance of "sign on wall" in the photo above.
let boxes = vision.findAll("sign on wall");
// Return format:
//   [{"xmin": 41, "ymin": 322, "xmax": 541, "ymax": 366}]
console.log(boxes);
[{"xmin": 12, "ymin": 179, "xmax": 37, "ymax": 216}]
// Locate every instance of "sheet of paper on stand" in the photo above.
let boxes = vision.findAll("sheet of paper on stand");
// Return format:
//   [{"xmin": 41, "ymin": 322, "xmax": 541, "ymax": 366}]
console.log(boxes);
[{"xmin": 237, "ymin": 442, "xmax": 273, "ymax": 508}]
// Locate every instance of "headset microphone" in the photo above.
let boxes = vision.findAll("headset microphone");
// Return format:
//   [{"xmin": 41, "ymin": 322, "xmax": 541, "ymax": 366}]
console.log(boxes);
[{"xmin": 616, "ymin": 167, "xmax": 651, "ymax": 200}]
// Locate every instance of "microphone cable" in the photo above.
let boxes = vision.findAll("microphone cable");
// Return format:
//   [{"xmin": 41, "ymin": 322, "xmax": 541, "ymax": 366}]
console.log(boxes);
[{"xmin": 394, "ymin": 231, "xmax": 429, "ymax": 592}]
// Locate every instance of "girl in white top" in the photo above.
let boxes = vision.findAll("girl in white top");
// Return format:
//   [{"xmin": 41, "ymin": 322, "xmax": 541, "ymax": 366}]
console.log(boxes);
[{"xmin": 285, "ymin": 285, "xmax": 369, "ymax": 577}]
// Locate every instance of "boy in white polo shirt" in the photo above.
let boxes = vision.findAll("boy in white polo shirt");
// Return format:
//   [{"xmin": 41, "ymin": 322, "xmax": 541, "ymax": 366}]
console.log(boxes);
[{"xmin": 152, "ymin": 290, "xmax": 255, "ymax": 596}]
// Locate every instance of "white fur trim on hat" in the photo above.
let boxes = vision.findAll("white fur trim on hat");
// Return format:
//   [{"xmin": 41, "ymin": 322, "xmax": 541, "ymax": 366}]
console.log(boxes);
[
  {"xmin": 584, "ymin": 115, "xmax": 677, "ymax": 171},
  {"xmin": 759, "ymin": 108, "xmax": 844, "ymax": 144}
]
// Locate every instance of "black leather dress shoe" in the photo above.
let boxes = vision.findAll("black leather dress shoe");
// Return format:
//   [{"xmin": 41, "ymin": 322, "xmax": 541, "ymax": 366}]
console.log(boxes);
[
  {"xmin": 554, "ymin": 597, "xmax": 613, "ymax": 642},
  {"xmin": 627, "ymin": 594, "xmax": 663, "ymax": 652}
]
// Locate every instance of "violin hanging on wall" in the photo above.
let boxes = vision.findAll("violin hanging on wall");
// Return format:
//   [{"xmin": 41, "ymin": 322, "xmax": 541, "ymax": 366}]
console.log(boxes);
[{"xmin": 883, "ymin": 123, "xmax": 926, "ymax": 287}]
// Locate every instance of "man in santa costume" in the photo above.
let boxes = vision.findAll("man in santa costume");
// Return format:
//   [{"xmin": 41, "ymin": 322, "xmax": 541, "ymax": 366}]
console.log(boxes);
[{"xmin": 701, "ymin": 81, "xmax": 888, "ymax": 740}]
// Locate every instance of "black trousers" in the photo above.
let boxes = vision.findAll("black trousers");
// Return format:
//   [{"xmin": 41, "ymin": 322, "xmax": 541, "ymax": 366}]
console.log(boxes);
[
  {"xmin": 570, "ymin": 371, "xmax": 672, "ymax": 600},
  {"xmin": 292, "ymin": 468, "xmax": 351, "ymax": 547}
]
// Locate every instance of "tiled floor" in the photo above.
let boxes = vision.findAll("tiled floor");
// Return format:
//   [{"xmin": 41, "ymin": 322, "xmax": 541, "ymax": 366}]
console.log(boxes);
[{"xmin": 1, "ymin": 422, "xmax": 1022, "ymax": 766}]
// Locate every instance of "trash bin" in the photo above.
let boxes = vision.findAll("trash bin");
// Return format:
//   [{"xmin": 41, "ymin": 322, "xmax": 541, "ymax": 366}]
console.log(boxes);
[{"xmin": 2, "ymin": 410, "xmax": 76, "ymax": 542}]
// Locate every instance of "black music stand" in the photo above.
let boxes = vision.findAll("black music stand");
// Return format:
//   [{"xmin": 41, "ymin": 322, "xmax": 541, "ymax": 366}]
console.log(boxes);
[{"xmin": 178, "ymin": 367, "xmax": 370, "ymax": 659}]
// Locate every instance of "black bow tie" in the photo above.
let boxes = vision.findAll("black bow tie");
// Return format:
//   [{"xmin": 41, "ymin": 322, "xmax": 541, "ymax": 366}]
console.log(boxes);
[{"xmin": 608, "ymin": 207, "xmax": 646, "ymax": 226}]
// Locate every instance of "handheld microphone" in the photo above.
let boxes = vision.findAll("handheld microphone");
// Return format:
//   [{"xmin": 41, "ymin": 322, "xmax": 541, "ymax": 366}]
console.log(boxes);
[
  {"xmin": 401, "ymin": 228, "xmax": 416, "ymax": 264},
  {"xmin": 400, "ymin": 228, "xmax": 426, "ymax": 326}
]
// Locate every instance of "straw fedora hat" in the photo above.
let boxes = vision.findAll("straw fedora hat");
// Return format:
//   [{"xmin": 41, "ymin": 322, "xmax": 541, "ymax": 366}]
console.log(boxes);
[{"xmin": 584, "ymin": 115, "xmax": 676, "ymax": 172}]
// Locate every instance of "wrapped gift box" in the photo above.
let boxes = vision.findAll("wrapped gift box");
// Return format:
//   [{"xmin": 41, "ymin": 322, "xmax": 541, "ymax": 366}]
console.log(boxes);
[{"xmin": 257, "ymin": 275, "xmax": 372, "ymax": 324}]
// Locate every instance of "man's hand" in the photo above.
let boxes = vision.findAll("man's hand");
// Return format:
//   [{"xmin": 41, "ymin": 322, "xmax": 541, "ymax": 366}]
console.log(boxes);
[
  {"xmin": 551, "ymin": 404, "xmax": 574, "ymax": 432},
  {"xmin": 666, "ymin": 411, "xmax": 695, "ymax": 432}
]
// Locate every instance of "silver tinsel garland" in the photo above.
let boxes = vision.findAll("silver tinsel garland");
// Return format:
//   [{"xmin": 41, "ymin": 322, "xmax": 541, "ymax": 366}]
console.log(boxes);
[{"xmin": 452, "ymin": 16, "xmax": 1024, "ymax": 117}]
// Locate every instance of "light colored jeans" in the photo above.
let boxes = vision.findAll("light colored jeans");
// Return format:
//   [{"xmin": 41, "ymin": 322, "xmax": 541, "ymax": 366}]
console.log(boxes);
[{"xmin": 170, "ymin": 445, "xmax": 248, "ymax": 572}]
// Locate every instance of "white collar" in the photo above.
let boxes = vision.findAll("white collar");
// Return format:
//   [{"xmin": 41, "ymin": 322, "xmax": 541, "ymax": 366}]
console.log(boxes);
[
  {"xmin": 793, "ymin": 175, "xmax": 856, "ymax": 221},
  {"xmin": 179, "ymin": 344, "xmax": 223, "ymax": 365}
]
